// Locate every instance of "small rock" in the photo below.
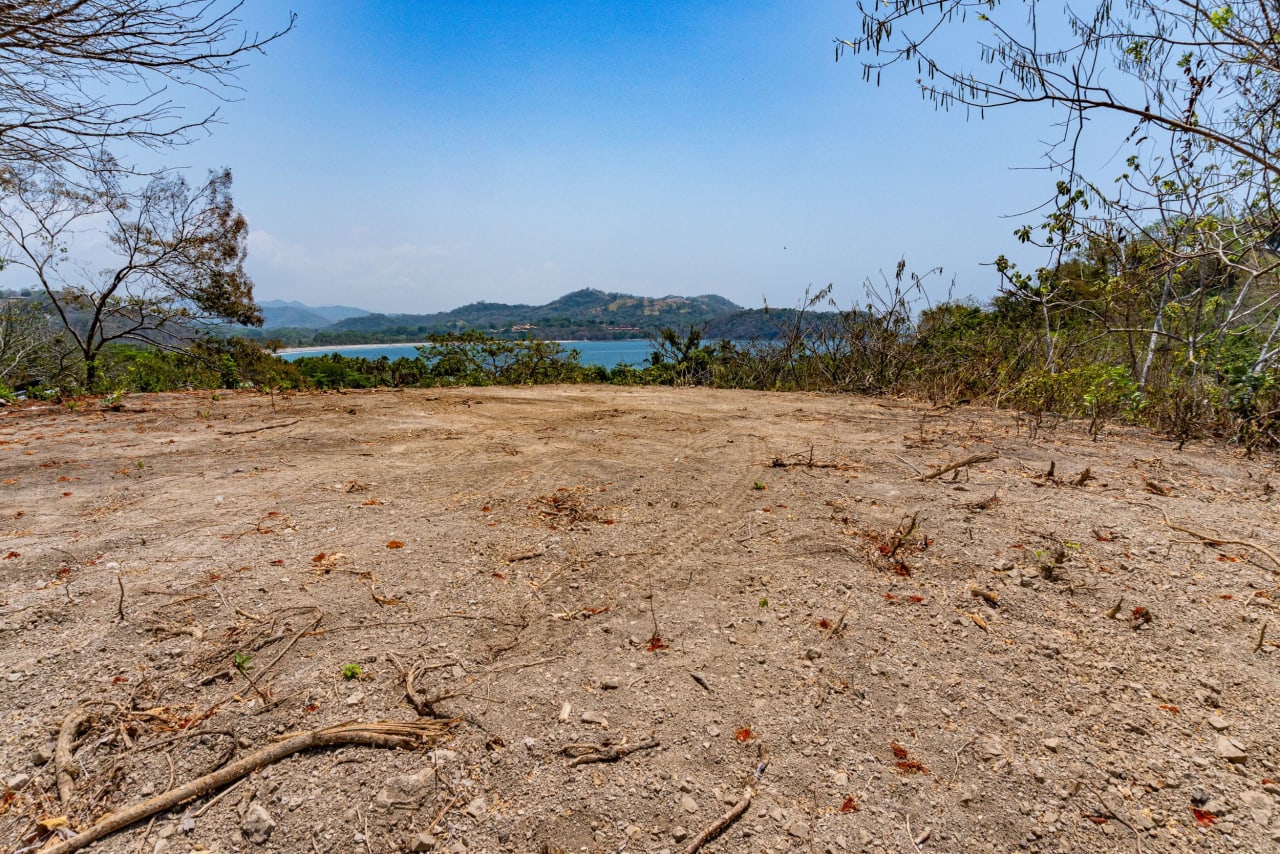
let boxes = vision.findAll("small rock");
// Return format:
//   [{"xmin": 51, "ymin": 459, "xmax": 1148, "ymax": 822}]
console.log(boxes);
[
  {"xmin": 464, "ymin": 796, "xmax": 487, "ymax": 819},
  {"xmin": 1043, "ymin": 738, "xmax": 1062, "ymax": 753},
  {"xmin": 1216, "ymin": 735, "xmax": 1247, "ymax": 764},
  {"xmin": 241, "ymin": 803, "xmax": 276, "ymax": 844},
  {"xmin": 787, "ymin": 820, "xmax": 811, "ymax": 839},
  {"xmin": 601, "ymin": 678, "xmax": 620, "ymax": 690},
  {"xmin": 1202, "ymin": 798, "xmax": 1230, "ymax": 816},
  {"xmin": 6, "ymin": 773, "xmax": 31, "ymax": 791},
  {"xmin": 1208, "ymin": 715, "xmax": 1231, "ymax": 731},
  {"xmin": 706, "ymin": 725, "xmax": 720, "ymax": 737},
  {"xmin": 375, "ymin": 768, "xmax": 436, "ymax": 809},
  {"xmin": 345, "ymin": 690, "xmax": 364, "ymax": 706},
  {"xmin": 557, "ymin": 701, "xmax": 571, "ymax": 723},
  {"xmin": 1240, "ymin": 791, "xmax": 1274, "ymax": 826},
  {"xmin": 680, "ymin": 795, "xmax": 699, "ymax": 813},
  {"xmin": 427, "ymin": 748, "xmax": 459, "ymax": 763},
  {"xmin": 151, "ymin": 840, "xmax": 170, "ymax": 854},
  {"xmin": 832, "ymin": 770, "xmax": 849, "ymax": 787},
  {"xmin": 581, "ymin": 709, "xmax": 608, "ymax": 727},
  {"xmin": 977, "ymin": 735, "xmax": 1005, "ymax": 761},
  {"xmin": 522, "ymin": 737, "xmax": 537, "ymax": 750},
  {"xmin": 32, "ymin": 743, "xmax": 54, "ymax": 766},
  {"xmin": 178, "ymin": 817, "xmax": 195, "ymax": 834},
  {"xmin": 410, "ymin": 831, "xmax": 435, "ymax": 852},
  {"xmin": 671, "ymin": 827, "xmax": 689, "ymax": 842}
]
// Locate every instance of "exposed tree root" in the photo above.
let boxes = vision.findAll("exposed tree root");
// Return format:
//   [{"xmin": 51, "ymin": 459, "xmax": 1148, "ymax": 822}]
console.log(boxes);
[{"xmin": 40, "ymin": 719, "xmax": 455, "ymax": 854}]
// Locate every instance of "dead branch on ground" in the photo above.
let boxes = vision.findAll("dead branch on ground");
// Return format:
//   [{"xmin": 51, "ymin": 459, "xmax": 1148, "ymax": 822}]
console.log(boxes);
[
  {"xmin": 564, "ymin": 737, "xmax": 659, "ymax": 767},
  {"xmin": 217, "ymin": 419, "xmax": 299, "ymax": 436},
  {"xmin": 55, "ymin": 708, "xmax": 90, "ymax": 806},
  {"xmin": 40, "ymin": 720, "xmax": 455, "ymax": 854},
  {"xmin": 681, "ymin": 786, "xmax": 753, "ymax": 854},
  {"xmin": 770, "ymin": 446, "xmax": 858, "ymax": 471},
  {"xmin": 921, "ymin": 451, "xmax": 998, "ymax": 481},
  {"xmin": 1138, "ymin": 503, "xmax": 1279, "ymax": 573}
]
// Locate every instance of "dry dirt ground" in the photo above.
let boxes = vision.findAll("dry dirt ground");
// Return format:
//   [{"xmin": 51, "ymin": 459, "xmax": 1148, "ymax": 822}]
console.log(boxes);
[{"xmin": 2, "ymin": 385, "xmax": 1280, "ymax": 854}]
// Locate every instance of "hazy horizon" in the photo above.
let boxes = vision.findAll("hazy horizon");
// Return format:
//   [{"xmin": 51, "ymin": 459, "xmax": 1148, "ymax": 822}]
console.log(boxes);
[{"xmin": 160, "ymin": 2, "xmax": 1060, "ymax": 315}]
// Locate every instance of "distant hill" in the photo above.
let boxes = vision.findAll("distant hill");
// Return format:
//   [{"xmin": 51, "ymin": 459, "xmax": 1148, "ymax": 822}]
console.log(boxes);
[
  {"xmin": 260, "ymin": 300, "xmax": 371, "ymax": 329},
  {"xmin": 239, "ymin": 289, "xmax": 835, "ymax": 347},
  {"xmin": 311, "ymin": 289, "xmax": 747, "ymax": 342}
]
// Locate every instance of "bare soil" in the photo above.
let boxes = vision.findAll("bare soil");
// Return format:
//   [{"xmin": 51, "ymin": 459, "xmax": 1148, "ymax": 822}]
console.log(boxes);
[{"xmin": 2, "ymin": 385, "xmax": 1279, "ymax": 854}]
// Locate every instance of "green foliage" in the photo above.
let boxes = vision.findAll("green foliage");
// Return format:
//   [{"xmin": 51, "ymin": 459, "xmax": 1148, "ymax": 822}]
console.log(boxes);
[
  {"xmin": 645, "ymin": 326, "xmax": 722, "ymax": 386},
  {"xmin": 341, "ymin": 663, "xmax": 362, "ymax": 680},
  {"xmin": 416, "ymin": 332, "xmax": 602, "ymax": 386},
  {"xmin": 232, "ymin": 651, "xmax": 252, "ymax": 674}
]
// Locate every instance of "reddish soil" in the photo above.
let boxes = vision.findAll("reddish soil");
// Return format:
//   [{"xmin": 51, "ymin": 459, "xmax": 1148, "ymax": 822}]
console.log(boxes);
[{"xmin": 1, "ymin": 385, "xmax": 1278, "ymax": 853}]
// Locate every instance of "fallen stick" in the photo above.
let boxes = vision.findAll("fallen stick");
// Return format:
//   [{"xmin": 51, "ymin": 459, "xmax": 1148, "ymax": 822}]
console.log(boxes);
[
  {"xmin": 921, "ymin": 451, "xmax": 998, "ymax": 481},
  {"xmin": 217, "ymin": 419, "xmax": 300, "ymax": 436},
  {"xmin": 566, "ymin": 738, "xmax": 659, "ymax": 767},
  {"xmin": 681, "ymin": 786, "xmax": 753, "ymax": 854},
  {"xmin": 1141, "ymin": 504, "xmax": 1279, "ymax": 573},
  {"xmin": 55, "ymin": 708, "xmax": 90, "ymax": 806},
  {"xmin": 40, "ymin": 720, "xmax": 455, "ymax": 854}
]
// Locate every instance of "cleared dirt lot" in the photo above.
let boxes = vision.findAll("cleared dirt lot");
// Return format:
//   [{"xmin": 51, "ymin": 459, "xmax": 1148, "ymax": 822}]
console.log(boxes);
[{"xmin": 2, "ymin": 385, "xmax": 1279, "ymax": 853}]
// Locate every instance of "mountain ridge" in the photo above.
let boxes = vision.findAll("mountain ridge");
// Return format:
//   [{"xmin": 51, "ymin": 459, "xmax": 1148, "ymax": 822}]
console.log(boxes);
[{"xmin": 243, "ymin": 288, "xmax": 811, "ymax": 345}]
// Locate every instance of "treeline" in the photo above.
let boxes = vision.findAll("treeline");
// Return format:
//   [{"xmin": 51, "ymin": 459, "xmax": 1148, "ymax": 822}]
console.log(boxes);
[
  {"xmin": 6, "ymin": 249, "xmax": 1278, "ymax": 451},
  {"xmin": 240, "ymin": 307, "xmax": 832, "ymax": 348}
]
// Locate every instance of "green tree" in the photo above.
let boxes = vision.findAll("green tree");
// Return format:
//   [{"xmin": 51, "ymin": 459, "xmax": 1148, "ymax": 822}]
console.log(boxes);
[{"xmin": 0, "ymin": 164, "xmax": 260, "ymax": 389}]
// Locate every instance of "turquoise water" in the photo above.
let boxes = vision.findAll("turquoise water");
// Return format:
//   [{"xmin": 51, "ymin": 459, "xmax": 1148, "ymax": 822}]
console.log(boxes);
[{"xmin": 278, "ymin": 339, "xmax": 656, "ymax": 368}]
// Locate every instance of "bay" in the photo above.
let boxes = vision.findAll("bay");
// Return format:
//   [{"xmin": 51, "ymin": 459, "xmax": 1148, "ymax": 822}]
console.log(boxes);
[{"xmin": 277, "ymin": 339, "xmax": 656, "ymax": 368}]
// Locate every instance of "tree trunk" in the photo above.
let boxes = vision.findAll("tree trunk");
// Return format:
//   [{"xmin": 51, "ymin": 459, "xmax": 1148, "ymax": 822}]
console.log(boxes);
[{"xmin": 84, "ymin": 353, "xmax": 98, "ymax": 391}]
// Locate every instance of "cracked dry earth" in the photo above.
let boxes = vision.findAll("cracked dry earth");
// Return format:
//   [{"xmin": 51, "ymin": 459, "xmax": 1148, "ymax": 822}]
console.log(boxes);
[{"xmin": 1, "ymin": 385, "xmax": 1280, "ymax": 854}]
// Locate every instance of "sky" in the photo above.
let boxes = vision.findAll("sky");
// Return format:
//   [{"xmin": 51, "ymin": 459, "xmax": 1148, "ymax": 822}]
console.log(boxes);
[{"xmin": 165, "ymin": 1, "xmax": 1064, "ymax": 315}]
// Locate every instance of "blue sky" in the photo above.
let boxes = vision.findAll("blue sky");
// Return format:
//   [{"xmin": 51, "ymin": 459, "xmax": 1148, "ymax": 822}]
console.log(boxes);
[{"xmin": 175, "ymin": 1, "xmax": 1059, "ymax": 314}]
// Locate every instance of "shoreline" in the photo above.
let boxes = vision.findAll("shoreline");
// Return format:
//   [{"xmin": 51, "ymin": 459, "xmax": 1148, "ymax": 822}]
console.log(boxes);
[{"xmin": 276, "ymin": 339, "xmax": 650, "ymax": 356}]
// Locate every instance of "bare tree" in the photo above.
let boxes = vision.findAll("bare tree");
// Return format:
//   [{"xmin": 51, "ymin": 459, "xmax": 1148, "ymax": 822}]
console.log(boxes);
[
  {"xmin": 0, "ymin": 1, "xmax": 295, "ymax": 172},
  {"xmin": 0, "ymin": 162, "xmax": 260, "ymax": 388},
  {"xmin": 841, "ymin": 0, "xmax": 1280, "ymax": 179},
  {"xmin": 0, "ymin": 294, "xmax": 60, "ymax": 384},
  {"xmin": 843, "ymin": 0, "xmax": 1280, "ymax": 390}
]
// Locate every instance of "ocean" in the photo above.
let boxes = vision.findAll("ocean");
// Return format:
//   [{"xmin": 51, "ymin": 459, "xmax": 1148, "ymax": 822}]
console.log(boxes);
[{"xmin": 277, "ymin": 339, "xmax": 656, "ymax": 368}]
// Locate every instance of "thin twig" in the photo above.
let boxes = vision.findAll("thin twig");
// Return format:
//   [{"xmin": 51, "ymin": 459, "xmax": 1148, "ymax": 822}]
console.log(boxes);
[
  {"xmin": 217, "ymin": 419, "xmax": 299, "ymax": 436},
  {"xmin": 681, "ymin": 787, "xmax": 753, "ymax": 854},
  {"xmin": 1139, "ymin": 503, "xmax": 1279, "ymax": 573},
  {"xmin": 921, "ymin": 451, "xmax": 998, "ymax": 481},
  {"xmin": 890, "ymin": 454, "xmax": 923, "ymax": 477}
]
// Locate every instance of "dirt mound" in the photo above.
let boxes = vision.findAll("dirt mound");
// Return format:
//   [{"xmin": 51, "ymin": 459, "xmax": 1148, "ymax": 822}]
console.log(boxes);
[{"xmin": 1, "ymin": 386, "xmax": 1278, "ymax": 853}]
